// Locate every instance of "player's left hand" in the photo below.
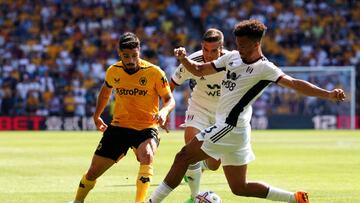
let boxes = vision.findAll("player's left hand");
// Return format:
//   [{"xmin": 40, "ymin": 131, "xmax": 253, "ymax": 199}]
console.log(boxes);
[
  {"xmin": 153, "ymin": 110, "xmax": 170, "ymax": 133},
  {"xmin": 329, "ymin": 88, "xmax": 346, "ymax": 101}
]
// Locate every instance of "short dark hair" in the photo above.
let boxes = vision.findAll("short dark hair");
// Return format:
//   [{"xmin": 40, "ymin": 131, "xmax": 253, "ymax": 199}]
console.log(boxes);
[
  {"xmin": 202, "ymin": 28, "xmax": 224, "ymax": 44},
  {"xmin": 118, "ymin": 32, "xmax": 140, "ymax": 50},
  {"xmin": 233, "ymin": 19, "xmax": 267, "ymax": 42}
]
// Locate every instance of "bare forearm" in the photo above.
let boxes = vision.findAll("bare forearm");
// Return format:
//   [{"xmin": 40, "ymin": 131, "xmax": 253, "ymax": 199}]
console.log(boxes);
[
  {"xmin": 292, "ymin": 79, "xmax": 330, "ymax": 99},
  {"xmin": 93, "ymin": 90, "xmax": 111, "ymax": 118},
  {"xmin": 160, "ymin": 97, "xmax": 176, "ymax": 116},
  {"xmin": 179, "ymin": 57, "xmax": 203, "ymax": 76},
  {"xmin": 278, "ymin": 75, "xmax": 346, "ymax": 102},
  {"xmin": 93, "ymin": 97, "xmax": 109, "ymax": 118}
]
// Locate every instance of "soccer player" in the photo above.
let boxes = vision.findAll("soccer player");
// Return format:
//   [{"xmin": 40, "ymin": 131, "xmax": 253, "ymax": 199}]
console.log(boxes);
[
  {"xmin": 69, "ymin": 32, "xmax": 175, "ymax": 203},
  {"xmin": 169, "ymin": 28, "xmax": 228, "ymax": 203},
  {"xmin": 148, "ymin": 19, "xmax": 346, "ymax": 203}
]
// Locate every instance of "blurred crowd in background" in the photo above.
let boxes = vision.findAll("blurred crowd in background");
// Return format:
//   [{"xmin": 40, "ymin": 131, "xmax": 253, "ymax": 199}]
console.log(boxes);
[{"xmin": 0, "ymin": 0, "xmax": 359, "ymax": 119}]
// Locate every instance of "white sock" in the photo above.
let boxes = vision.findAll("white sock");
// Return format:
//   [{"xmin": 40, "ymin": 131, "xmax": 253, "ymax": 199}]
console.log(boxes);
[
  {"xmin": 266, "ymin": 186, "xmax": 295, "ymax": 202},
  {"xmin": 200, "ymin": 160, "xmax": 209, "ymax": 171},
  {"xmin": 185, "ymin": 162, "xmax": 202, "ymax": 198},
  {"xmin": 148, "ymin": 182, "xmax": 173, "ymax": 203}
]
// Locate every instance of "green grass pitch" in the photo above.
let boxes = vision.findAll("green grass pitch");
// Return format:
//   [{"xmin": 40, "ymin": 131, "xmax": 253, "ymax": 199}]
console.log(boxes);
[{"xmin": 0, "ymin": 130, "xmax": 359, "ymax": 203}]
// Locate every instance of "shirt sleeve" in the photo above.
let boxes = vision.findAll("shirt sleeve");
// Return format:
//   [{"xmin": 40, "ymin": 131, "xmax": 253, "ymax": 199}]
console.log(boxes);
[
  {"xmin": 104, "ymin": 66, "xmax": 114, "ymax": 88},
  {"xmin": 171, "ymin": 64, "xmax": 191, "ymax": 86},
  {"xmin": 212, "ymin": 52, "xmax": 230, "ymax": 72},
  {"xmin": 156, "ymin": 69, "xmax": 172, "ymax": 97},
  {"xmin": 262, "ymin": 62, "xmax": 285, "ymax": 83}
]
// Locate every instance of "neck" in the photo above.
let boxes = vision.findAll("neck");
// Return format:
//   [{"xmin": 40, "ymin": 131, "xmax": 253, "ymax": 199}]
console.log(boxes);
[
  {"xmin": 124, "ymin": 65, "xmax": 139, "ymax": 75},
  {"xmin": 243, "ymin": 49, "xmax": 263, "ymax": 64}
]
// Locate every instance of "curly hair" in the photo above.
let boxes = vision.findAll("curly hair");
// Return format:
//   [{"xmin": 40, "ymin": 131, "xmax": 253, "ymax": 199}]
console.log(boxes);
[{"xmin": 233, "ymin": 19, "xmax": 267, "ymax": 42}]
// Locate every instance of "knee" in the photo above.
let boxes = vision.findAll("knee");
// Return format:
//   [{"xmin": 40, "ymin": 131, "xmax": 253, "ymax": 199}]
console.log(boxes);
[
  {"xmin": 139, "ymin": 151, "xmax": 154, "ymax": 165},
  {"xmin": 208, "ymin": 165, "xmax": 220, "ymax": 171},
  {"xmin": 174, "ymin": 147, "xmax": 191, "ymax": 165},
  {"xmin": 207, "ymin": 161, "xmax": 221, "ymax": 171}
]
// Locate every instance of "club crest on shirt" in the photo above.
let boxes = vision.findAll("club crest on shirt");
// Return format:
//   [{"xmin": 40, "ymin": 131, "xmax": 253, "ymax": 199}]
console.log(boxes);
[
  {"xmin": 139, "ymin": 77, "xmax": 147, "ymax": 86},
  {"xmin": 226, "ymin": 70, "xmax": 241, "ymax": 80}
]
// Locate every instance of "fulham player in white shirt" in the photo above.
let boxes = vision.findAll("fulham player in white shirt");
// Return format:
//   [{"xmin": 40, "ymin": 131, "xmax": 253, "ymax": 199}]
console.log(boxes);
[{"xmin": 149, "ymin": 19, "xmax": 345, "ymax": 203}]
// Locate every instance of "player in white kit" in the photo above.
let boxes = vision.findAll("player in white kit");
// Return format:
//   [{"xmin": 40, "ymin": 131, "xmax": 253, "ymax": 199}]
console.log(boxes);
[
  {"xmin": 148, "ymin": 19, "xmax": 346, "ymax": 203},
  {"xmin": 170, "ymin": 28, "xmax": 228, "ymax": 203}
]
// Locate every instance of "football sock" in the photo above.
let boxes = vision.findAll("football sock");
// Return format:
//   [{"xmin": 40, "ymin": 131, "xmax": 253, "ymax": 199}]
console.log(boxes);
[
  {"xmin": 148, "ymin": 181, "xmax": 173, "ymax": 203},
  {"xmin": 200, "ymin": 160, "xmax": 209, "ymax": 171},
  {"xmin": 135, "ymin": 164, "xmax": 153, "ymax": 203},
  {"xmin": 185, "ymin": 162, "xmax": 202, "ymax": 198},
  {"xmin": 266, "ymin": 186, "xmax": 295, "ymax": 202},
  {"xmin": 74, "ymin": 174, "xmax": 96, "ymax": 201}
]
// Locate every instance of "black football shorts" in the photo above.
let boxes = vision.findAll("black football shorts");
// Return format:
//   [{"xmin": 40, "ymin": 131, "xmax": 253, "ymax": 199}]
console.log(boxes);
[{"xmin": 94, "ymin": 125, "xmax": 159, "ymax": 161}]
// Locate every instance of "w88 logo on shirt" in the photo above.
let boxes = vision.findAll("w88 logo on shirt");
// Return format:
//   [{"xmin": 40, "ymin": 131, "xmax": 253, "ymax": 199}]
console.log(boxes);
[{"xmin": 222, "ymin": 79, "xmax": 236, "ymax": 91}]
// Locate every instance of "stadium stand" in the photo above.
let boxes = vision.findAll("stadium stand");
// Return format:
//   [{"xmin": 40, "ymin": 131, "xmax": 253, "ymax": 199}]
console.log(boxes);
[{"xmin": 0, "ymin": 0, "xmax": 358, "ymax": 129}]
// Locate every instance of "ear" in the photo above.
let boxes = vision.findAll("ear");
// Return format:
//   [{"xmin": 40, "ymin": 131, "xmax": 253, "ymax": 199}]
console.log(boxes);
[{"xmin": 118, "ymin": 51, "xmax": 122, "ymax": 59}]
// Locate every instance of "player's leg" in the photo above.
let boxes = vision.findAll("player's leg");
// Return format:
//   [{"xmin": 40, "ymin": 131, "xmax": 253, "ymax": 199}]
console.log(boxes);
[
  {"xmin": 183, "ymin": 127, "xmax": 203, "ymax": 202},
  {"xmin": 223, "ymin": 164, "xmax": 269, "ymax": 197},
  {"xmin": 223, "ymin": 165, "xmax": 307, "ymax": 202},
  {"xmin": 203, "ymin": 157, "xmax": 221, "ymax": 171},
  {"xmin": 73, "ymin": 155, "xmax": 116, "ymax": 202},
  {"xmin": 71, "ymin": 125, "xmax": 127, "ymax": 203},
  {"xmin": 148, "ymin": 137, "xmax": 210, "ymax": 203},
  {"xmin": 220, "ymin": 125, "xmax": 301, "ymax": 202},
  {"xmin": 166, "ymin": 137, "xmax": 208, "ymax": 187},
  {"xmin": 221, "ymin": 141, "xmax": 308, "ymax": 203},
  {"xmin": 184, "ymin": 108, "xmax": 219, "ymax": 173},
  {"xmin": 134, "ymin": 129, "xmax": 159, "ymax": 203}
]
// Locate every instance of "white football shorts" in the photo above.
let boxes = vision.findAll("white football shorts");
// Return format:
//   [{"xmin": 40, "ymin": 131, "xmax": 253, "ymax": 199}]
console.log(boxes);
[
  {"xmin": 183, "ymin": 102, "xmax": 216, "ymax": 131},
  {"xmin": 195, "ymin": 123, "xmax": 255, "ymax": 166}
]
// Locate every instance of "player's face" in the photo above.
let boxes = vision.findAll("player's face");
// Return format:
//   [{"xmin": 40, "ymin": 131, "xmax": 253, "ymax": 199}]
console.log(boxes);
[
  {"xmin": 119, "ymin": 48, "xmax": 140, "ymax": 69},
  {"xmin": 236, "ymin": 36, "xmax": 259, "ymax": 61},
  {"xmin": 202, "ymin": 41, "xmax": 222, "ymax": 62}
]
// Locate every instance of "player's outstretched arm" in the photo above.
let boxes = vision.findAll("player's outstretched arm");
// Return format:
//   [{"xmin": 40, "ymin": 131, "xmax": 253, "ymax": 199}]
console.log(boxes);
[
  {"xmin": 277, "ymin": 74, "xmax": 346, "ymax": 102},
  {"xmin": 174, "ymin": 47, "xmax": 217, "ymax": 76},
  {"xmin": 93, "ymin": 84, "xmax": 112, "ymax": 132}
]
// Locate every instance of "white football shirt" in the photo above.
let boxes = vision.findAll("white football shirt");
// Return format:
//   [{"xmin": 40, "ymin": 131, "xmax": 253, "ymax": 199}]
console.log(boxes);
[
  {"xmin": 171, "ymin": 50, "xmax": 228, "ymax": 112},
  {"xmin": 212, "ymin": 50, "xmax": 285, "ymax": 128}
]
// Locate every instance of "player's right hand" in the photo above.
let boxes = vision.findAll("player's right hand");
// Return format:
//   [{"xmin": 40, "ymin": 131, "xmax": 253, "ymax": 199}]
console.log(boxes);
[
  {"xmin": 174, "ymin": 47, "xmax": 187, "ymax": 60},
  {"xmin": 93, "ymin": 116, "xmax": 108, "ymax": 132}
]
